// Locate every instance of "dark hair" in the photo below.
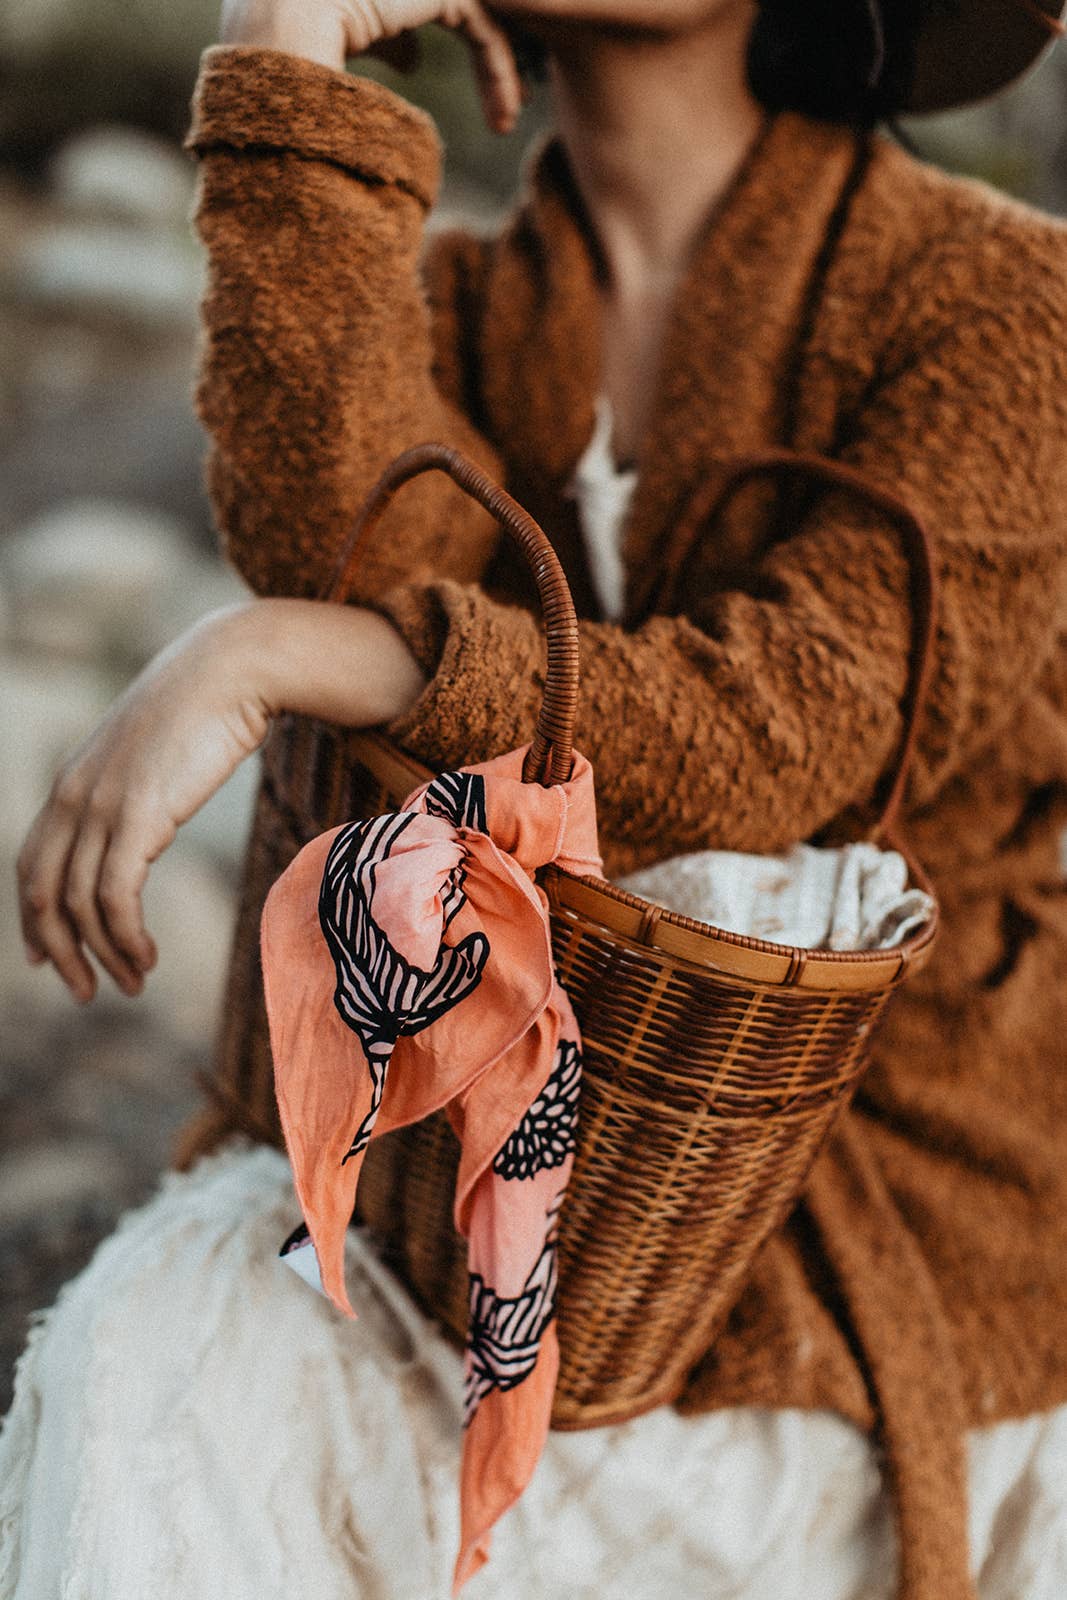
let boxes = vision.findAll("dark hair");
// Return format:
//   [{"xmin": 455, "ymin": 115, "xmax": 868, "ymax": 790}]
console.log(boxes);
[{"xmin": 746, "ymin": 0, "xmax": 925, "ymax": 127}]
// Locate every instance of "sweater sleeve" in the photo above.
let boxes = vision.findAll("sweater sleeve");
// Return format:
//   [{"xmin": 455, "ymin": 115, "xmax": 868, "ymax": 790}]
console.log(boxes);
[
  {"xmin": 377, "ymin": 211, "xmax": 1067, "ymax": 862},
  {"xmin": 186, "ymin": 45, "xmax": 502, "ymax": 603}
]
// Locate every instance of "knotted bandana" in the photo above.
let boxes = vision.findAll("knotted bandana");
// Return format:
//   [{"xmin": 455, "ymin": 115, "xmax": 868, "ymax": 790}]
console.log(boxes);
[{"xmin": 259, "ymin": 745, "xmax": 601, "ymax": 1591}]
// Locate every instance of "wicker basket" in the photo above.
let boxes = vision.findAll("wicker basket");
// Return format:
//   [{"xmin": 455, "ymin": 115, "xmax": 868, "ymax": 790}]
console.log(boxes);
[{"xmin": 265, "ymin": 442, "xmax": 941, "ymax": 1430}]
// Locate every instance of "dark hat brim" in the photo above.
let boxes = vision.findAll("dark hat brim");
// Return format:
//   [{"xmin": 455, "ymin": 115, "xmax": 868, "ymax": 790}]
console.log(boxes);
[{"xmin": 906, "ymin": 0, "xmax": 1065, "ymax": 115}]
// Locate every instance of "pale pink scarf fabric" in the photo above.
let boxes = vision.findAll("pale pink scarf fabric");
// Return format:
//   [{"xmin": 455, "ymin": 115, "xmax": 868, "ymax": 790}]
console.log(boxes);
[{"xmin": 259, "ymin": 746, "xmax": 601, "ymax": 1590}]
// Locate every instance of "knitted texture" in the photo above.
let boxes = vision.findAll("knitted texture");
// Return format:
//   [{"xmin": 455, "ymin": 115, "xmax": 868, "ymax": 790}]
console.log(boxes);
[{"xmin": 182, "ymin": 47, "xmax": 1067, "ymax": 1600}]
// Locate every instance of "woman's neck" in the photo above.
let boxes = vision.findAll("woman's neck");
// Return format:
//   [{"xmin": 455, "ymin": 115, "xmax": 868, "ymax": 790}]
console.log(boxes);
[
  {"xmin": 542, "ymin": 3, "xmax": 764, "ymax": 464},
  {"xmin": 547, "ymin": 3, "xmax": 763, "ymax": 299}
]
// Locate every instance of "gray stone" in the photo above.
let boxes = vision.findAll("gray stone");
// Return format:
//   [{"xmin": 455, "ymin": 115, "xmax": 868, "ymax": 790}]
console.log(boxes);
[
  {"xmin": 0, "ymin": 1141, "xmax": 124, "ymax": 1225},
  {"xmin": 19, "ymin": 324, "xmax": 107, "ymax": 423},
  {"xmin": 138, "ymin": 844, "xmax": 236, "ymax": 1049},
  {"xmin": 0, "ymin": 656, "xmax": 114, "ymax": 850},
  {"xmin": 6, "ymin": 221, "xmax": 202, "ymax": 328},
  {"xmin": 179, "ymin": 750, "xmax": 260, "ymax": 873},
  {"xmin": 0, "ymin": 0, "xmax": 218, "ymax": 74},
  {"xmin": 0, "ymin": 363, "xmax": 214, "ymax": 546},
  {"xmin": 2, "ymin": 498, "xmax": 207, "ymax": 664},
  {"xmin": 49, "ymin": 124, "xmax": 195, "ymax": 228}
]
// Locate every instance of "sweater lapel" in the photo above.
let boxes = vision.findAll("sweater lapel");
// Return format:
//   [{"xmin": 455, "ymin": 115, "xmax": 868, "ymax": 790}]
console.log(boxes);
[
  {"xmin": 480, "ymin": 138, "xmax": 603, "ymax": 492},
  {"xmin": 478, "ymin": 109, "xmax": 866, "ymax": 621},
  {"xmin": 620, "ymin": 110, "xmax": 866, "ymax": 617}
]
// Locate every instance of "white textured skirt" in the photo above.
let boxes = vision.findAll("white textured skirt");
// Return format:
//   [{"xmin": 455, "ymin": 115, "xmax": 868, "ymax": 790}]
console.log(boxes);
[{"xmin": 2, "ymin": 1140, "xmax": 1066, "ymax": 1600}]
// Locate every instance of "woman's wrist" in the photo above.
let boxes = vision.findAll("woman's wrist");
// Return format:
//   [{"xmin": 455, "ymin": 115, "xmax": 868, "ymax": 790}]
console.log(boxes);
[
  {"xmin": 219, "ymin": 0, "xmax": 350, "ymax": 71},
  {"xmin": 217, "ymin": 596, "xmax": 427, "ymax": 730}
]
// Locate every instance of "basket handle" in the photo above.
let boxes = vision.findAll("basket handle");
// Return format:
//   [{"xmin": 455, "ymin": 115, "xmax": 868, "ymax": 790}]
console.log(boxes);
[
  {"xmin": 322, "ymin": 443, "xmax": 579, "ymax": 787},
  {"xmin": 643, "ymin": 449, "xmax": 941, "ymax": 849}
]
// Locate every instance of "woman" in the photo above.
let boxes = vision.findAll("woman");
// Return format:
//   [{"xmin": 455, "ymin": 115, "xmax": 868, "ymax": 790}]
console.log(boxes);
[{"xmin": 6, "ymin": 2, "xmax": 1067, "ymax": 1597}]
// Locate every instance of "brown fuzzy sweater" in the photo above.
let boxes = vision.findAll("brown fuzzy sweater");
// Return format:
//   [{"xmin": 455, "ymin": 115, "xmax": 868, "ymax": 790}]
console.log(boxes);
[{"xmin": 181, "ymin": 45, "xmax": 1067, "ymax": 1600}]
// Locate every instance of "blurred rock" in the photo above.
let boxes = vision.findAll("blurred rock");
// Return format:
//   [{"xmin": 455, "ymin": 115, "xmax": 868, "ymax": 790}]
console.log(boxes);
[
  {"xmin": 49, "ymin": 124, "xmax": 194, "ymax": 228},
  {"xmin": 4, "ymin": 496, "xmax": 191, "ymax": 619},
  {"xmin": 905, "ymin": 108, "xmax": 1037, "ymax": 199},
  {"xmin": 139, "ymin": 846, "xmax": 235, "ymax": 1048},
  {"xmin": 2, "ymin": 498, "xmax": 242, "ymax": 667},
  {"xmin": 179, "ymin": 752, "xmax": 260, "ymax": 874},
  {"xmin": 7, "ymin": 219, "xmax": 201, "ymax": 328},
  {"xmin": 0, "ymin": 991, "xmax": 204, "ymax": 1414},
  {"xmin": 20, "ymin": 324, "xmax": 108, "ymax": 422},
  {"xmin": 0, "ymin": 655, "xmax": 113, "ymax": 849},
  {"xmin": 67, "ymin": 1009, "xmax": 188, "ymax": 1091},
  {"xmin": 0, "ymin": 364, "xmax": 214, "ymax": 545},
  {"xmin": 0, "ymin": 0, "xmax": 218, "ymax": 76},
  {"xmin": 0, "ymin": 1141, "xmax": 125, "ymax": 1225}
]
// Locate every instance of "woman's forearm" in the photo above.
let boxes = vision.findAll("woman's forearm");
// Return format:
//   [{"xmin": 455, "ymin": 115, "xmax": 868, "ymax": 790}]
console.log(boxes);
[{"xmin": 223, "ymin": 598, "xmax": 428, "ymax": 730}]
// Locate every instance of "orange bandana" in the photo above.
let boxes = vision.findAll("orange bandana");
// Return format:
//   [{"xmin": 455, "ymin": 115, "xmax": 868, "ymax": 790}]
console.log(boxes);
[{"xmin": 260, "ymin": 746, "xmax": 601, "ymax": 1590}]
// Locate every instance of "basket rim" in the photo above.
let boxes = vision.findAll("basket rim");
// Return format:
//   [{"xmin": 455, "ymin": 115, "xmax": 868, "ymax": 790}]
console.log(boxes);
[
  {"xmin": 541, "ymin": 862, "xmax": 938, "ymax": 992},
  {"xmin": 329, "ymin": 728, "xmax": 939, "ymax": 995}
]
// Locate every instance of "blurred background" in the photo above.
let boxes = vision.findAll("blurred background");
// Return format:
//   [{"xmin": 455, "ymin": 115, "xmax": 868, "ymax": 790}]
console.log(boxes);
[{"xmin": 1, "ymin": 2, "xmax": 1065, "ymax": 1412}]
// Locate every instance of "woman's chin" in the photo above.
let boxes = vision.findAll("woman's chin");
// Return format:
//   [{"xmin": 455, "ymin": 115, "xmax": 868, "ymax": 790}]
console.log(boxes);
[{"xmin": 490, "ymin": 1, "xmax": 742, "ymax": 38}]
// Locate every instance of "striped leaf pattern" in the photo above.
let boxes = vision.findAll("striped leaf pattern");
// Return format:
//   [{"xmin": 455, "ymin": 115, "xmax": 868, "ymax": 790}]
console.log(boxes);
[
  {"xmin": 424, "ymin": 770, "xmax": 488, "ymax": 833},
  {"xmin": 318, "ymin": 811, "xmax": 489, "ymax": 1163},
  {"xmin": 464, "ymin": 1195, "xmax": 564, "ymax": 1424}
]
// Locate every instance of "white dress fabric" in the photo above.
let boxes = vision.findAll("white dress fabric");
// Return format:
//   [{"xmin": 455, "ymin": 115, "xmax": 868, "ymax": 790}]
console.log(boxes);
[
  {"xmin": 2, "ymin": 404, "xmax": 1067, "ymax": 1599},
  {"xmin": 564, "ymin": 395, "xmax": 637, "ymax": 624},
  {"xmin": 4, "ymin": 1141, "xmax": 1067, "ymax": 1600}
]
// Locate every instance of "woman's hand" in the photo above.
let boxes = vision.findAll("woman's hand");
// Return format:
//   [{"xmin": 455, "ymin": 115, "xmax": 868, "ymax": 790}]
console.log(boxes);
[
  {"xmin": 16, "ymin": 600, "xmax": 425, "ymax": 1005},
  {"xmin": 219, "ymin": 0, "xmax": 525, "ymax": 132}
]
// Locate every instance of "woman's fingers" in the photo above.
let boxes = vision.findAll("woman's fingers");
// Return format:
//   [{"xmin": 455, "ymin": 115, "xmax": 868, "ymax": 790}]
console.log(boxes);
[
  {"xmin": 447, "ymin": 1, "xmax": 524, "ymax": 132},
  {"xmin": 16, "ymin": 800, "xmax": 97, "ymax": 1002},
  {"xmin": 97, "ymin": 824, "xmax": 157, "ymax": 975},
  {"xmin": 17, "ymin": 777, "xmax": 157, "ymax": 1001},
  {"xmin": 64, "ymin": 817, "xmax": 146, "ymax": 997}
]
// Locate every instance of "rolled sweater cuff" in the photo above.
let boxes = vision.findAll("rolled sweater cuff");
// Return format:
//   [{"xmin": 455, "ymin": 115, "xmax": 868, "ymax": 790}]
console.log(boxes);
[
  {"xmin": 185, "ymin": 45, "xmax": 442, "ymax": 209},
  {"xmin": 378, "ymin": 580, "xmax": 546, "ymax": 770}
]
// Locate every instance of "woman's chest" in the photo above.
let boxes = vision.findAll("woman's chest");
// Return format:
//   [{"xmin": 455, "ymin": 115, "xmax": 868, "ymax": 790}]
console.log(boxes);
[{"xmin": 478, "ymin": 251, "xmax": 880, "ymax": 626}]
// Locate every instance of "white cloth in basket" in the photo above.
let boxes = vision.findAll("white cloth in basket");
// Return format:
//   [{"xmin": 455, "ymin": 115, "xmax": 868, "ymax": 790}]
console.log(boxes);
[{"xmin": 617, "ymin": 841, "xmax": 934, "ymax": 950}]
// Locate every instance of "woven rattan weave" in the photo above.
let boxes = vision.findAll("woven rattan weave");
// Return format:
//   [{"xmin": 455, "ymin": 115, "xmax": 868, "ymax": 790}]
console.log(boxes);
[{"xmin": 247, "ymin": 444, "xmax": 941, "ymax": 1429}]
